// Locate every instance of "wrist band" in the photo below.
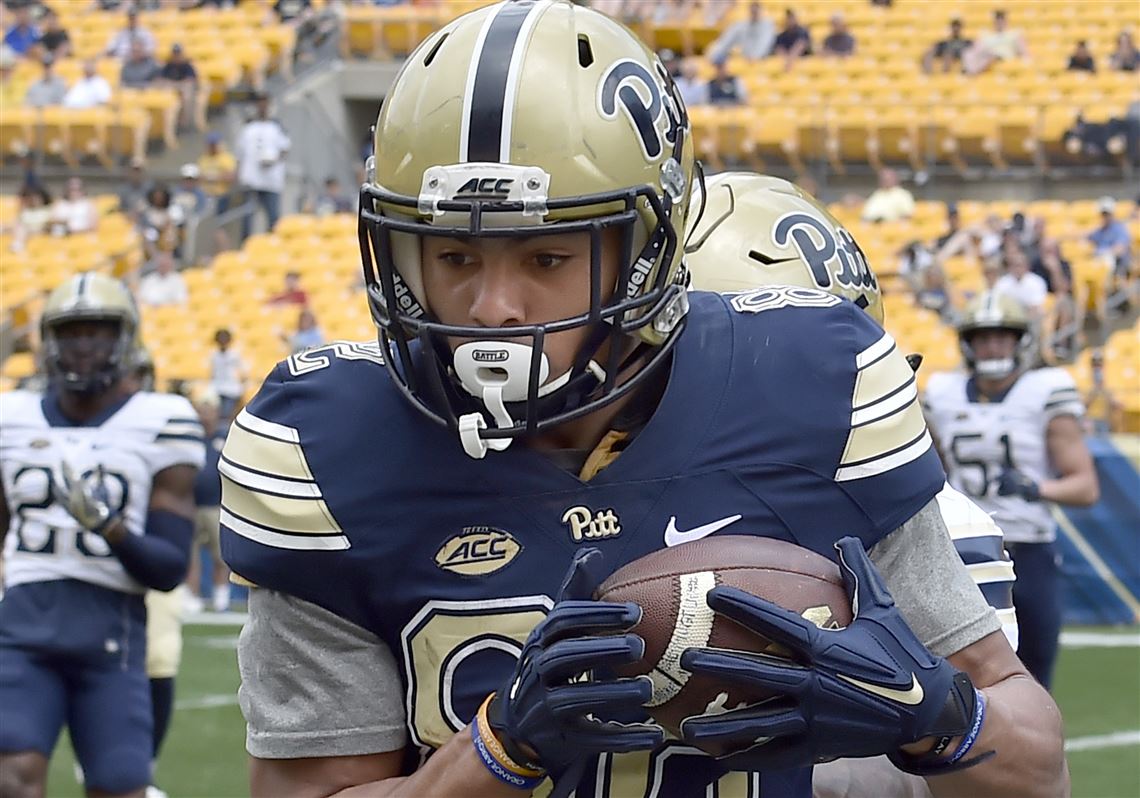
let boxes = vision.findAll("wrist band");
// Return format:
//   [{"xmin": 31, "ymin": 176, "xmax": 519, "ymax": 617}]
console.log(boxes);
[
  {"xmin": 471, "ymin": 695, "xmax": 546, "ymax": 790},
  {"xmin": 890, "ymin": 685, "xmax": 995, "ymax": 776},
  {"xmin": 946, "ymin": 690, "xmax": 987, "ymax": 765}
]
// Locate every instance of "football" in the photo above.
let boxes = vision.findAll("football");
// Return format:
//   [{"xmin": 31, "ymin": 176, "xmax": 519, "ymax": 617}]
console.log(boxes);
[{"xmin": 594, "ymin": 536, "xmax": 853, "ymax": 744}]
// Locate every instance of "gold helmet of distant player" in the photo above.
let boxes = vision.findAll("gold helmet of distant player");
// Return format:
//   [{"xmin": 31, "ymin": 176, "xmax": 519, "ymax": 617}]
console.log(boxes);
[
  {"xmin": 40, "ymin": 271, "xmax": 139, "ymax": 395},
  {"xmin": 684, "ymin": 172, "xmax": 883, "ymax": 324},
  {"xmin": 957, "ymin": 291, "xmax": 1034, "ymax": 379},
  {"xmin": 358, "ymin": 0, "xmax": 695, "ymax": 458}
]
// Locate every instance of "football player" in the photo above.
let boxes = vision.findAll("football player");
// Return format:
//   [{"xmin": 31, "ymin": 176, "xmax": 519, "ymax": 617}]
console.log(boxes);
[
  {"xmin": 0, "ymin": 273, "xmax": 204, "ymax": 798},
  {"xmin": 684, "ymin": 172, "xmax": 1020, "ymax": 798},
  {"xmin": 924, "ymin": 292, "xmax": 1099, "ymax": 689},
  {"xmin": 221, "ymin": 3, "xmax": 1065, "ymax": 798}
]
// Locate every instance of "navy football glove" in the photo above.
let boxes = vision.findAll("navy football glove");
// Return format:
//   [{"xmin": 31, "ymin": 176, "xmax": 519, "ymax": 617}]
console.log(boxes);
[
  {"xmin": 678, "ymin": 537, "xmax": 979, "ymax": 771},
  {"xmin": 996, "ymin": 468, "xmax": 1041, "ymax": 501},
  {"xmin": 486, "ymin": 548, "xmax": 664, "ymax": 781}
]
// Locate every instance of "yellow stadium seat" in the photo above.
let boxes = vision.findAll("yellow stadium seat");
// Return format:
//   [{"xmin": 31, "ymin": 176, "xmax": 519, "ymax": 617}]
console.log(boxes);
[{"xmin": 0, "ymin": 107, "xmax": 35, "ymax": 159}]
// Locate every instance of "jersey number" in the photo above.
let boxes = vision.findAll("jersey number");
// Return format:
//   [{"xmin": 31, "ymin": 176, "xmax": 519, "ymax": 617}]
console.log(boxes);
[
  {"xmin": 11, "ymin": 465, "xmax": 129, "ymax": 558},
  {"xmin": 401, "ymin": 599, "xmax": 759, "ymax": 798},
  {"xmin": 949, "ymin": 433, "xmax": 1015, "ymax": 498}
]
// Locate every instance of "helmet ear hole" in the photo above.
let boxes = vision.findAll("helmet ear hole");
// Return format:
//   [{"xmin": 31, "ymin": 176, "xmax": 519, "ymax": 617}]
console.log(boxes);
[{"xmin": 423, "ymin": 33, "xmax": 448, "ymax": 67}]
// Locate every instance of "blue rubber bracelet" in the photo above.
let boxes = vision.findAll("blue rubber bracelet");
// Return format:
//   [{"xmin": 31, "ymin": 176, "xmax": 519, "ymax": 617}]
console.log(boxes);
[
  {"xmin": 946, "ymin": 690, "xmax": 987, "ymax": 765},
  {"xmin": 471, "ymin": 716, "xmax": 545, "ymax": 791}
]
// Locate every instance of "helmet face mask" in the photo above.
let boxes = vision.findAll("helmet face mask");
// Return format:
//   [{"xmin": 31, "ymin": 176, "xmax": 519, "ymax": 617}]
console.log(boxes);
[
  {"xmin": 40, "ymin": 272, "xmax": 138, "ymax": 396},
  {"xmin": 358, "ymin": 1, "xmax": 695, "ymax": 457}
]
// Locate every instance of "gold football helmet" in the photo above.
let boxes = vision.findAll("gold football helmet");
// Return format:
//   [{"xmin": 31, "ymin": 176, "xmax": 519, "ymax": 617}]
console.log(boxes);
[
  {"xmin": 40, "ymin": 271, "xmax": 139, "ymax": 394},
  {"xmin": 358, "ymin": 0, "xmax": 695, "ymax": 457},
  {"xmin": 957, "ymin": 291, "xmax": 1033, "ymax": 378},
  {"xmin": 684, "ymin": 172, "xmax": 883, "ymax": 325}
]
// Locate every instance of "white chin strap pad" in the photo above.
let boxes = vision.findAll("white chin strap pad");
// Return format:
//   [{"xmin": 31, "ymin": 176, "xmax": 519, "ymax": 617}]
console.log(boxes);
[
  {"xmin": 452, "ymin": 341, "xmax": 607, "ymax": 459},
  {"xmin": 454, "ymin": 341, "xmax": 549, "ymax": 459}
]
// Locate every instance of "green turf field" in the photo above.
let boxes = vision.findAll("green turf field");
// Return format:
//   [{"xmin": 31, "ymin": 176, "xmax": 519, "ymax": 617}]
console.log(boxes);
[{"xmin": 45, "ymin": 624, "xmax": 1140, "ymax": 797}]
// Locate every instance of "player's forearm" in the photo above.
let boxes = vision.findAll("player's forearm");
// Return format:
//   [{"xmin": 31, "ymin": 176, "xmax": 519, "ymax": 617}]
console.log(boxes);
[
  {"xmin": 1039, "ymin": 470, "xmax": 1099, "ymax": 506},
  {"xmin": 922, "ymin": 676, "xmax": 1068, "ymax": 798},
  {"xmin": 105, "ymin": 509, "xmax": 193, "ymax": 591},
  {"xmin": 329, "ymin": 727, "xmax": 529, "ymax": 798}
]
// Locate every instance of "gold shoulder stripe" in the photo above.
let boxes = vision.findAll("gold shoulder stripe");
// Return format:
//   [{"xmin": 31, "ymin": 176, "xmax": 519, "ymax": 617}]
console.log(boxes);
[
  {"xmin": 218, "ymin": 457, "xmax": 322, "ymax": 499},
  {"xmin": 221, "ymin": 475, "xmax": 341, "ymax": 535},
  {"xmin": 966, "ymin": 561, "xmax": 1017, "ymax": 585},
  {"xmin": 235, "ymin": 407, "xmax": 300, "ymax": 443},
  {"xmin": 223, "ymin": 417, "xmax": 314, "ymax": 482},
  {"xmin": 852, "ymin": 352, "xmax": 914, "ymax": 417},
  {"xmin": 855, "ymin": 332, "xmax": 895, "ymax": 369},
  {"xmin": 839, "ymin": 401, "xmax": 928, "ymax": 470},
  {"xmin": 835, "ymin": 427, "xmax": 931, "ymax": 482}
]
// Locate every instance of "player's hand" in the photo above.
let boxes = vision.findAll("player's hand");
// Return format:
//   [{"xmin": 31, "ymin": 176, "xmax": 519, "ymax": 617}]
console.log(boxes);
[
  {"xmin": 51, "ymin": 462, "xmax": 119, "ymax": 536},
  {"xmin": 996, "ymin": 468, "xmax": 1041, "ymax": 501},
  {"xmin": 486, "ymin": 548, "xmax": 664, "ymax": 780},
  {"xmin": 678, "ymin": 537, "xmax": 978, "ymax": 771}
]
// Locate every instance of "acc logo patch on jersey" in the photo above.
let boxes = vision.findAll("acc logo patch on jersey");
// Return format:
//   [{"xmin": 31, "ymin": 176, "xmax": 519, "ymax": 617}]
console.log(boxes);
[{"xmin": 434, "ymin": 527, "xmax": 522, "ymax": 576}]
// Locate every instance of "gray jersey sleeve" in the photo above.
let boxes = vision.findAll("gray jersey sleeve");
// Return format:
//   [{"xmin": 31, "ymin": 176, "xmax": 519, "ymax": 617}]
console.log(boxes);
[
  {"xmin": 870, "ymin": 497, "xmax": 1002, "ymax": 658},
  {"xmin": 237, "ymin": 588, "xmax": 408, "ymax": 759}
]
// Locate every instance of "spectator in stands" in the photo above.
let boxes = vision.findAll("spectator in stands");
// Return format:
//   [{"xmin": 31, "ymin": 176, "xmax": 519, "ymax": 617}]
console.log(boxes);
[
  {"xmin": 705, "ymin": 58, "xmax": 747, "ymax": 106},
  {"xmin": 1109, "ymin": 31, "xmax": 1139, "ymax": 72},
  {"xmin": 235, "ymin": 93, "xmax": 291, "ymax": 240},
  {"xmin": 37, "ymin": 8, "xmax": 71, "ymax": 59},
  {"xmin": 1088, "ymin": 196, "xmax": 1134, "ymax": 279},
  {"xmin": 271, "ymin": 0, "xmax": 336, "ymax": 63},
  {"xmin": 62, "ymin": 58, "xmax": 112, "ymax": 108},
  {"xmin": 994, "ymin": 244, "xmax": 1048, "ymax": 317},
  {"xmin": 198, "ymin": 131, "xmax": 237, "ymax": 251},
  {"xmin": 1082, "ymin": 349, "xmax": 1124, "ymax": 435},
  {"xmin": 821, "ymin": 14, "xmax": 855, "ymax": 59},
  {"xmin": 208, "ymin": 328, "xmax": 248, "ymax": 421},
  {"xmin": 49, "ymin": 177, "xmax": 98, "ymax": 236},
  {"xmin": 105, "ymin": 8, "xmax": 156, "ymax": 60},
  {"xmin": 923, "ymin": 18, "xmax": 972, "ymax": 74},
  {"xmin": 673, "ymin": 57, "xmax": 707, "ymax": 107},
  {"xmin": 267, "ymin": 271, "xmax": 309, "ymax": 306},
  {"xmin": 1040, "ymin": 270, "xmax": 1081, "ymax": 364},
  {"xmin": 120, "ymin": 39, "xmax": 161, "ymax": 89},
  {"xmin": 305, "ymin": 176, "xmax": 353, "ymax": 216},
  {"xmin": 9, "ymin": 183, "xmax": 52, "ymax": 253},
  {"xmin": 773, "ymin": 9, "xmax": 812, "ymax": 70},
  {"xmin": 280, "ymin": 308, "xmax": 325, "ymax": 354},
  {"xmin": 173, "ymin": 163, "xmax": 208, "ymax": 220},
  {"xmin": 3, "ymin": 4, "xmax": 40, "ymax": 58},
  {"xmin": 861, "ymin": 168, "xmax": 914, "ymax": 223},
  {"xmin": 183, "ymin": 387, "xmax": 230, "ymax": 614},
  {"xmin": 24, "ymin": 55, "xmax": 67, "ymax": 108},
  {"xmin": 962, "ymin": 9, "xmax": 1028, "ymax": 75},
  {"xmin": 1031, "ymin": 238, "xmax": 1073, "ymax": 295},
  {"xmin": 140, "ymin": 184, "xmax": 187, "ymax": 259},
  {"xmin": 158, "ymin": 43, "xmax": 198, "ymax": 130},
  {"xmin": 933, "ymin": 202, "xmax": 961, "ymax": 250},
  {"xmin": 137, "ymin": 249, "xmax": 189, "ymax": 307},
  {"xmin": 118, "ymin": 157, "xmax": 151, "ymax": 223},
  {"xmin": 1066, "ymin": 40, "xmax": 1096, "ymax": 73},
  {"xmin": 708, "ymin": 2, "xmax": 775, "ymax": 63}
]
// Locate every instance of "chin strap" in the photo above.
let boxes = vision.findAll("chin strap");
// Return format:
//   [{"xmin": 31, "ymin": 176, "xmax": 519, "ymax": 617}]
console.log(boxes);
[{"xmin": 453, "ymin": 341, "xmax": 606, "ymax": 459}]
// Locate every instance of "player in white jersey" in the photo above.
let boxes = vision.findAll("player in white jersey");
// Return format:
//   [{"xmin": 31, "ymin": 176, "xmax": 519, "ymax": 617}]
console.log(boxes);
[
  {"xmin": 924, "ymin": 292, "xmax": 1099, "ymax": 688},
  {"xmin": 0, "ymin": 273, "xmax": 204, "ymax": 798}
]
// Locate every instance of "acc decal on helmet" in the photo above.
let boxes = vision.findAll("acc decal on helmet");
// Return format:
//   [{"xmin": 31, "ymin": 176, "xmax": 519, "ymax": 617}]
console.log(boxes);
[
  {"xmin": 358, "ymin": 0, "xmax": 696, "ymax": 458},
  {"xmin": 684, "ymin": 172, "xmax": 884, "ymax": 325}
]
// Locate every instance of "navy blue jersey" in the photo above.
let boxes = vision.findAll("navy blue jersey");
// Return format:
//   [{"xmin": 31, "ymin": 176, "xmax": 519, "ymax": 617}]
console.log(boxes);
[{"xmin": 221, "ymin": 288, "xmax": 944, "ymax": 797}]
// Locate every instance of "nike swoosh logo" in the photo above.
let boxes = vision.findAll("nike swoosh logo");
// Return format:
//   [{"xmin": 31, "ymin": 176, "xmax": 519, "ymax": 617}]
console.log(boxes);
[
  {"xmin": 664, "ymin": 514, "xmax": 742, "ymax": 547},
  {"xmin": 838, "ymin": 673, "xmax": 925, "ymax": 706}
]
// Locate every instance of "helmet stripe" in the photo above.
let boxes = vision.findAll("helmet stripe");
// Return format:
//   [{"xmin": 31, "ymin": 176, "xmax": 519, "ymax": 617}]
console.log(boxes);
[
  {"xmin": 77, "ymin": 271, "xmax": 90, "ymax": 299},
  {"xmin": 460, "ymin": 0, "xmax": 544, "ymax": 163}
]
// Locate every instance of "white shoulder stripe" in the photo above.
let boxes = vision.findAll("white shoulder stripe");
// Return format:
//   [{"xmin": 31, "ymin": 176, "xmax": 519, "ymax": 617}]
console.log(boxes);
[
  {"xmin": 855, "ymin": 332, "xmax": 895, "ymax": 369},
  {"xmin": 235, "ymin": 408, "xmax": 299, "ymax": 443},
  {"xmin": 851, "ymin": 380, "xmax": 918, "ymax": 427},
  {"xmin": 997, "ymin": 607, "xmax": 1019, "ymax": 650},
  {"xmin": 835, "ymin": 429, "xmax": 932, "ymax": 482},
  {"xmin": 218, "ymin": 458, "xmax": 322, "ymax": 499},
  {"xmin": 221, "ymin": 508, "xmax": 349, "ymax": 552}
]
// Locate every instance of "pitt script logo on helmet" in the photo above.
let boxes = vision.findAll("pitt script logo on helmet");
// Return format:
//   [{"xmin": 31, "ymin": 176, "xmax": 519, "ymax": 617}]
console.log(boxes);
[
  {"xmin": 358, "ymin": 0, "xmax": 696, "ymax": 459},
  {"xmin": 684, "ymin": 173, "xmax": 884, "ymax": 325},
  {"xmin": 40, "ymin": 272, "xmax": 139, "ymax": 395}
]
